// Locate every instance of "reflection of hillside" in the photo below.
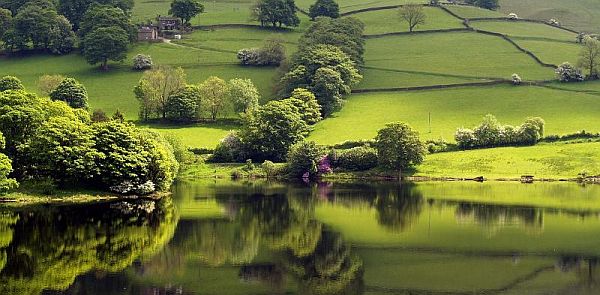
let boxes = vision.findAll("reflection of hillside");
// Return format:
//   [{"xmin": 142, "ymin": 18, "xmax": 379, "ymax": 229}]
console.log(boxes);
[{"xmin": 0, "ymin": 199, "xmax": 177, "ymax": 295}]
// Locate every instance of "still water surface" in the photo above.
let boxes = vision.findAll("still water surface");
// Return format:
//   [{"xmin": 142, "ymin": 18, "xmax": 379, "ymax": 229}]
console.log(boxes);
[{"xmin": 3, "ymin": 181, "xmax": 600, "ymax": 294}]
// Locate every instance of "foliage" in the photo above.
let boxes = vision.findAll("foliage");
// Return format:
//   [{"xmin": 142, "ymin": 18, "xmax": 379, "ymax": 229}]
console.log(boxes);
[
  {"xmin": 81, "ymin": 26, "xmax": 130, "ymax": 70},
  {"xmin": 374, "ymin": 122, "xmax": 426, "ymax": 171},
  {"xmin": 132, "ymin": 54, "xmax": 153, "ymax": 71},
  {"xmin": 287, "ymin": 88, "xmax": 321, "ymax": 125},
  {"xmin": 3, "ymin": 6, "xmax": 76, "ymax": 54},
  {"xmin": 287, "ymin": 141, "xmax": 324, "ymax": 178},
  {"xmin": 49, "ymin": 77, "xmax": 89, "ymax": 109},
  {"xmin": 298, "ymin": 17, "xmax": 365, "ymax": 65},
  {"xmin": 511, "ymin": 73, "xmax": 522, "ymax": 85},
  {"xmin": 237, "ymin": 37, "xmax": 286, "ymax": 66},
  {"xmin": 0, "ymin": 8, "xmax": 10, "ymax": 40},
  {"xmin": 228, "ymin": 78, "xmax": 260, "ymax": 114},
  {"xmin": 163, "ymin": 133, "xmax": 193, "ymax": 164},
  {"xmin": 281, "ymin": 44, "xmax": 362, "ymax": 116},
  {"xmin": 455, "ymin": 114, "xmax": 545, "ymax": 149},
  {"xmin": 555, "ymin": 62, "xmax": 584, "ymax": 82},
  {"xmin": 240, "ymin": 99, "xmax": 309, "ymax": 162},
  {"xmin": 59, "ymin": 0, "xmax": 134, "ymax": 29},
  {"xmin": 91, "ymin": 109, "xmax": 109, "ymax": 122},
  {"xmin": 335, "ymin": 146, "xmax": 378, "ymax": 171},
  {"xmin": 165, "ymin": 85, "xmax": 200, "ymax": 122},
  {"xmin": 199, "ymin": 76, "xmax": 230, "ymax": 121},
  {"xmin": 0, "ymin": 76, "xmax": 24, "ymax": 92},
  {"xmin": 169, "ymin": 0, "xmax": 204, "ymax": 25},
  {"xmin": 251, "ymin": 0, "xmax": 299, "ymax": 28},
  {"xmin": 399, "ymin": 4, "xmax": 426, "ymax": 32},
  {"xmin": 0, "ymin": 132, "xmax": 17, "ymax": 194},
  {"xmin": 135, "ymin": 66, "xmax": 187, "ymax": 120},
  {"xmin": 37, "ymin": 74, "xmax": 65, "ymax": 95},
  {"xmin": 577, "ymin": 37, "xmax": 600, "ymax": 79},
  {"xmin": 211, "ymin": 132, "xmax": 245, "ymax": 162},
  {"xmin": 308, "ymin": 0, "xmax": 339, "ymax": 20}
]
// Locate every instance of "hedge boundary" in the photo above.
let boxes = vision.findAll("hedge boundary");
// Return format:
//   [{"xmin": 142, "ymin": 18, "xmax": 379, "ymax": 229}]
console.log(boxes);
[
  {"xmin": 352, "ymin": 80, "xmax": 511, "ymax": 93},
  {"xmin": 364, "ymin": 27, "xmax": 472, "ymax": 39}
]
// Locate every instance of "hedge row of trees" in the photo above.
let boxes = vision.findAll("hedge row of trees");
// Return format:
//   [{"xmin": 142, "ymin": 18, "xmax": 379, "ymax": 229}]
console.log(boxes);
[
  {"xmin": 135, "ymin": 66, "xmax": 261, "ymax": 122},
  {"xmin": 279, "ymin": 17, "xmax": 365, "ymax": 116},
  {"xmin": 0, "ymin": 76, "xmax": 179, "ymax": 195},
  {"xmin": 455, "ymin": 115, "xmax": 545, "ymax": 149}
]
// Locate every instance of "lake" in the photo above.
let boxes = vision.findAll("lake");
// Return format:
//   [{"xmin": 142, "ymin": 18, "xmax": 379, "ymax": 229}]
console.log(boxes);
[{"xmin": 3, "ymin": 180, "xmax": 600, "ymax": 294}]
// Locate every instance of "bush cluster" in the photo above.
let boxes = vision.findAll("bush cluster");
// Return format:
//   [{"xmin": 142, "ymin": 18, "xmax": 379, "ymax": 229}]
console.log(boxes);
[
  {"xmin": 237, "ymin": 38, "xmax": 286, "ymax": 66},
  {"xmin": 455, "ymin": 115, "xmax": 545, "ymax": 149},
  {"xmin": 556, "ymin": 62, "xmax": 584, "ymax": 82},
  {"xmin": 333, "ymin": 146, "xmax": 378, "ymax": 171},
  {"xmin": 133, "ymin": 54, "xmax": 153, "ymax": 71}
]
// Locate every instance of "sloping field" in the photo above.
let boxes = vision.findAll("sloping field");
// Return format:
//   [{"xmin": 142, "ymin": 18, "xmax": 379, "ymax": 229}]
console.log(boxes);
[
  {"xmin": 500, "ymin": 0, "xmax": 600, "ymax": 33},
  {"xmin": 353, "ymin": 6, "xmax": 464, "ymax": 35},
  {"xmin": 470, "ymin": 20, "xmax": 577, "ymax": 42},
  {"xmin": 444, "ymin": 4, "xmax": 505, "ymax": 19},
  {"xmin": 308, "ymin": 85, "xmax": 600, "ymax": 144}
]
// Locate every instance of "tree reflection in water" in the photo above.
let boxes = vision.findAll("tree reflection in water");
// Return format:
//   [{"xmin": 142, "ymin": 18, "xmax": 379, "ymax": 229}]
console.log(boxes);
[{"xmin": 0, "ymin": 198, "xmax": 177, "ymax": 295}]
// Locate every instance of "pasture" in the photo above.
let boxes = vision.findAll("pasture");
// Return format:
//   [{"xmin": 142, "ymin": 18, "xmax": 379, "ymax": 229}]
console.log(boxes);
[
  {"xmin": 308, "ymin": 84, "xmax": 600, "ymax": 144},
  {"xmin": 444, "ymin": 5, "xmax": 505, "ymax": 19},
  {"xmin": 469, "ymin": 20, "xmax": 578, "ymax": 42},
  {"xmin": 354, "ymin": 7, "xmax": 464, "ymax": 35},
  {"xmin": 500, "ymin": 0, "xmax": 600, "ymax": 33}
]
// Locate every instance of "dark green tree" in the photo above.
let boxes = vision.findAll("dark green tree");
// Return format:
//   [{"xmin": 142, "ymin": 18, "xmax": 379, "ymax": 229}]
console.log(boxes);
[
  {"xmin": 49, "ymin": 77, "xmax": 89, "ymax": 109},
  {"xmin": 59, "ymin": 0, "xmax": 133, "ymax": 29},
  {"xmin": 299, "ymin": 17, "xmax": 365, "ymax": 65},
  {"xmin": 165, "ymin": 85, "xmax": 200, "ymax": 121},
  {"xmin": 79, "ymin": 4, "xmax": 135, "ymax": 40},
  {"xmin": 287, "ymin": 141, "xmax": 324, "ymax": 179},
  {"xmin": 374, "ymin": 122, "xmax": 426, "ymax": 173},
  {"xmin": 308, "ymin": 0, "xmax": 339, "ymax": 20},
  {"xmin": 252, "ymin": 0, "xmax": 300, "ymax": 28},
  {"xmin": 169, "ymin": 0, "xmax": 204, "ymax": 25},
  {"xmin": 81, "ymin": 26, "xmax": 129, "ymax": 70},
  {"xmin": 0, "ymin": 8, "xmax": 11, "ymax": 39}
]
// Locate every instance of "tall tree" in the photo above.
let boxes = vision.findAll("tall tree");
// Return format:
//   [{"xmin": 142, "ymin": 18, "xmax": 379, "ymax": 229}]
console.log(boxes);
[
  {"xmin": 399, "ymin": 4, "xmax": 425, "ymax": 32},
  {"xmin": 49, "ymin": 77, "xmax": 89, "ymax": 109},
  {"xmin": 134, "ymin": 66, "xmax": 187, "ymax": 120},
  {"xmin": 59, "ymin": 0, "xmax": 133, "ymax": 29},
  {"xmin": 81, "ymin": 26, "xmax": 129, "ymax": 70},
  {"xmin": 198, "ymin": 76, "xmax": 230, "ymax": 121},
  {"xmin": 252, "ymin": 0, "xmax": 300, "ymax": 28},
  {"xmin": 374, "ymin": 122, "xmax": 426, "ymax": 174},
  {"xmin": 308, "ymin": 0, "xmax": 339, "ymax": 20},
  {"xmin": 169, "ymin": 0, "xmax": 204, "ymax": 25},
  {"xmin": 228, "ymin": 78, "xmax": 260, "ymax": 114},
  {"xmin": 79, "ymin": 4, "xmax": 135, "ymax": 40},
  {"xmin": 577, "ymin": 37, "xmax": 600, "ymax": 79}
]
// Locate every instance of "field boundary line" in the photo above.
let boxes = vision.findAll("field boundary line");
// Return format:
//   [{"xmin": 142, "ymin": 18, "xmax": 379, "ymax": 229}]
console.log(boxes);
[
  {"xmin": 340, "ymin": 3, "xmax": 430, "ymax": 17},
  {"xmin": 352, "ymin": 80, "xmax": 511, "ymax": 93},
  {"xmin": 360, "ymin": 65, "xmax": 497, "ymax": 80},
  {"xmin": 467, "ymin": 18, "xmax": 581, "ymax": 34},
  {"xmin": 364, "ymin": 28, "xmax": 472, "ymax": 38}
]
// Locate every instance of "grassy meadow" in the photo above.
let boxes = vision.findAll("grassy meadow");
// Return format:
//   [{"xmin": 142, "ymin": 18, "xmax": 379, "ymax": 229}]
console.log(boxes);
[
  {"xmin": 469, "ymin": 20, "xmax": 578, "ymax": 42},
  {"xmin": 500, "ymin": 0, "xmax": 600, "ymax": 33},
  {"xmin": 444, "ymin": 4, "xmax": 505, "ymax": 19},
  {"xmin": 354, "ymin": 6, "xmax": 464, "ymax": 35},
  {"xmin": 309, "ymin": 84, "xmax": 600, "ymax": 145}
]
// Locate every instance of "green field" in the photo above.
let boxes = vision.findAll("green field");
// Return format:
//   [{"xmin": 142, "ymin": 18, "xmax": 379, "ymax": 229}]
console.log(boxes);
[
  {"xmin": 444, "ymin": 4, "xmax": 505, "ymax": 19},
  {"xmin": 309, "ymin": 84, "xmax": 600, "ymax": 144},
  {"xmin": 470, "ymin": 20, "xmax": 578, "ymax": 42},
  {"xmin": 363, "ymin": 31, "xmax": 555, "ymax": 85},
  {"xmin": 353, "ymin": 7, "xmax": 464, "ymax": 35},
  {"xmin": 416, "ymin": 141, "xmax": 600, "ymax": 179},
  {"xmin": 500, "ymin": 0, "xmax": 600, "ymax": 33},
  {"xmin": 512, "ymin": 39, "xmax": 581, "ymax": 66}
]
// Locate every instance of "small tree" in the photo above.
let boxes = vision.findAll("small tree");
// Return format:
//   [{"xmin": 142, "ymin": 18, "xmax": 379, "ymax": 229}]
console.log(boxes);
[
  {"xmin": 374, "ymin": 122, "xmax": 426, "ymax": 175},
  {"xmin": 165, "ymin": 85, "xmax": 200, "ymax": 121},
  {"xmin": 228, "ymin": 78, "xmax": 260, "ymax": 114},
  {"xmin": 134, "ymin": 66, "xmax": 187, "ymax": 120},
  {"xmin": 308, "ymin": 0, "xmax": 339, "ymax": 20},
  {"xmin": 37, "ymin": 74, "xmax": 65, "ymax": 95},
  {"xmin": 555, "ymin": 62, "xmax": 584, "ymax": 82},
  {"xmin": 49, "ymin": 78, "xmax": 89, "ymax": 109},
  {"xmin": 132, "ymin": 54, "xmax": 153, "ymax": 71},
  {"xmin": 287, "ymin": 141, "xmax": 324, "ymax": 179},
  {"xmin": 81, "ymin": 26, "xmax": 130, "ymax": 70},
  {"xmin": 169, "ymin": 0, "xmax": 204, "ymax": 25},
  {"xmin": 91, "ymin": 109, "xmax": 109, "ymax": 122},
  {"xmin": 198, "ymin": 76, "xmax": 230, "ymax": 121},
  {"xmin": 252, "ymin": 0, "xmax": 300, "ymax": 28},
  {"xmin": 0, "ymin": 76, "xmax": 25, "ymax": 92},
  {"xmin": 577, "ymin": 37, "xmax": 600, "ymax": 80},
  {"xmin": 399, "ymin": 4, "xmax": 425, "ymax": 32}
]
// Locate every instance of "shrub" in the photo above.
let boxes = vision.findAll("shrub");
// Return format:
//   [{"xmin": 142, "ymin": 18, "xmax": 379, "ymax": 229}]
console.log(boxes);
[
  {"xmin": 49, "ymin": 78, "xmax": 89, "ymax": 109},
  {"xmin": 37, "ymin": 74, "xmax": 65, "ymax": 95},
  {"xmin": 0, "ymin": 76, "xmax": 25, "ymax": 92},
  {"xmin": 555, "ymin": 62, "xmax": 584, "ymax": 82},
  {"xmin": 374, "ymin": 122, "xmax": 426, "ymax": 171},
  {"xmin": 425, "ymin": 139, "xmax": 449, "ymax": 154},
  {"xmin": 455, "ymin": 128, "xmax": 477, "ymax": 149},
  {"xmin": 237, "ymin": 48, "xmax": 262, "ymax": 65},
  {"xmin": 211, "ymin": 132, "xmax": 245, "ymax": 163},
  {"xmin": 261, "ymin": 160, "xmax": 278, "ymax": 178},
  {"xmin": 91, "ymin": 109, "xmax": 110, "ymax": 122},
  {"xmin": 336, "ymin": 146, "xmax": 378, "ymax": 171},
  {"xmin": 237, "ymin": 38, "xmax": 286, "ymax": 66},
  {"xmin": 511, "ymin": 73, "xmax": 522, "ymax": 85},
  {"xmin": 330, "ymin": 139, "xmax": 374, "ymax": 150},
  {"xmin": 287, "ymin": 141, "xmax": 324, "ymax": 179},
  {"xmin": 455, "ymin": 115, "xmax": 545, "ymax": 149},
  {"xmin": 133, "ymin": 54, "xmax": 153, "ymax": 71}
]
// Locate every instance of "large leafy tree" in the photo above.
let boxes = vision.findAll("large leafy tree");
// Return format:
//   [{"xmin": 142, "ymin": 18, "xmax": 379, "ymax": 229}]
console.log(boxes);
[
  {"xmin": 169, "ymin": 0, "xmax": 204, "ymax": 25},
  {"xmin": 228, "ymin": 78, "xmax": 260, "ymax": 114},
  {"xmin": 134, "ymin": 66, "xmax": 187, "ymax": 120},
  {"xmin": 79, "ymin": 4, "xmax": 135, "ymax": 40},
  {"xmin": 198, "ymin": 76, "xmax": 230, "ymax": 121},
  {"xmin": 281, "ymin": 44, "xmax": 362, "ymax": 116},
  {"xmin": 81, "ymin": 26, "xmax": 129, "ymax": 70},
  {"xmin": 308, "ymin": 0, "xmax": 339, "ymax": 20},
  {"xmin": 165, "ymin": 85, "xmax": 200, "ymax": 121},
  {"xmin": 252, "ymin": 0, "xmax": 299, "ymax": 28},
  {"xmin": 299, "ymin": 17, "xmax": 365, "ymax": 65},
  {"xmin": 59, "ymin": 0, "xmax": 133, "ymax": 29},
  {"xmin": 240, "ymin": 99, "xmax": 309, "ymax": 161},
  {"xmin": 577, "ymin": 37, "xmax": 600, "ymax": 79},
  {"xmin": 49, "ymin": 77, "xmax": 89, "ymax": 109},
  {"xmin": 374, "ymin": 122, "xmax": 426, "ymax": 173}
]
